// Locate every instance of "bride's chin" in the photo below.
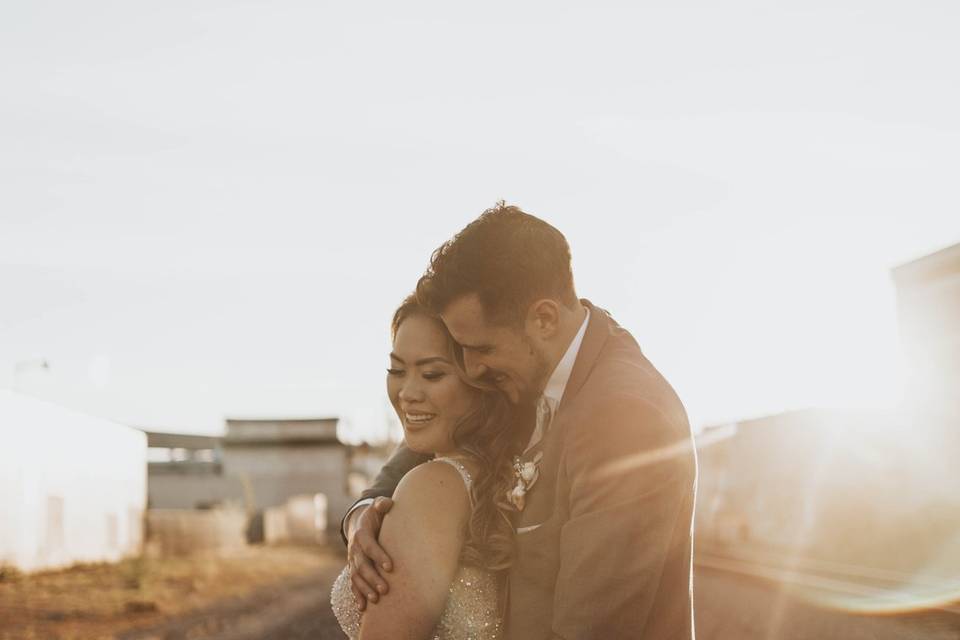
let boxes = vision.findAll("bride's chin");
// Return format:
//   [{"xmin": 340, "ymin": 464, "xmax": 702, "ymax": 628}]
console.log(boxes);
[{"xmin": 403, "ymin": 436, "xmax": 433, "ymax": 455}]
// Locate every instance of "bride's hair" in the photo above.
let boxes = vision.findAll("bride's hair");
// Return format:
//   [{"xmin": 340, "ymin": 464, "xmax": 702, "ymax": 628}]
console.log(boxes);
[{"xmin": 391, "ymin": 294, "xmax": 523, "ymax": 574}]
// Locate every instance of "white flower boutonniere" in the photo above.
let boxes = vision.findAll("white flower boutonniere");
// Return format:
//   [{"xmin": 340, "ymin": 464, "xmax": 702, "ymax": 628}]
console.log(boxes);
[{"xmin": 507, "ymin": 452, "xmax": 543, "ymax": 511}]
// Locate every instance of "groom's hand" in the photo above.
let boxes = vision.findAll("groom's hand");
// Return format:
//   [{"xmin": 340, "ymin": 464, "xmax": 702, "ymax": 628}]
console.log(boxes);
[{"xmin": 347, "ymin": 496, "xmax": 394, "ymax": 610}]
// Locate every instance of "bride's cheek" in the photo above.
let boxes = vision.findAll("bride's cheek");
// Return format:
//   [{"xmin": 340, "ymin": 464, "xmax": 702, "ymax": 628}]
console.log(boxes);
[{"xmin": 386, "ymin": 377, "xmax": 398, "ymax": 402}]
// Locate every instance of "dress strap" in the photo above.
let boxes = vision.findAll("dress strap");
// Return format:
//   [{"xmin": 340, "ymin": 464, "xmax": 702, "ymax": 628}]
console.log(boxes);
[{"xmin": 432, "ymin": 456, "xmax": 474, "ymax": 504}]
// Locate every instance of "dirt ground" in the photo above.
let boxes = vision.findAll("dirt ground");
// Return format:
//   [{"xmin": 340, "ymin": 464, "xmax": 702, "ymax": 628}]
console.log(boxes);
[
  {"xmin": 8, "ymin": 547, "xmax": 953, "ymax": 639},
  {"xmin": 0, "ymin": 544, "xmax": 347, "ymax": 640}
]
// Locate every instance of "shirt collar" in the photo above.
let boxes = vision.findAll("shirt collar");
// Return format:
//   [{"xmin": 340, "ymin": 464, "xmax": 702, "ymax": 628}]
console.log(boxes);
[{"xmin": 542, "ymin": 307, "xmax": 590, "ymax": 409}]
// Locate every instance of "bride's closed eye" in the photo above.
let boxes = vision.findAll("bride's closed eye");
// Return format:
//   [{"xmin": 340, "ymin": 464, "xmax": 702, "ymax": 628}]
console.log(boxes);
[
  {"xmin": 387, "ymin": 368, "xmax": 404, "ymax": 376},
  {"xmin": 422, "ymin": 371, "xmax": 446, "ymax": 381}
]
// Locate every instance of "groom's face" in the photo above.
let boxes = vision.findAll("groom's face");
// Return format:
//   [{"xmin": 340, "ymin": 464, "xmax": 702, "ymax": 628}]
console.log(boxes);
[{"xmin": 441, "ymin": 293, "xmax": 552, "ymax": 405}]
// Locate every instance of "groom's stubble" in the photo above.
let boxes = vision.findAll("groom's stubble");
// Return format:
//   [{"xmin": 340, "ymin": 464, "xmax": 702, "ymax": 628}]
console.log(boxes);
[{"xmin": 518, "ymin": 329, "xmax": 554, "ymax": 405}]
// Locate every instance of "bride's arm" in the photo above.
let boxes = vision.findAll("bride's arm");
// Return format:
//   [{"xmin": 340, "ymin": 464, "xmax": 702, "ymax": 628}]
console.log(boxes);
[{"xmin": 357, "ymin": 460, "xmax": 470, "ymax": 640}]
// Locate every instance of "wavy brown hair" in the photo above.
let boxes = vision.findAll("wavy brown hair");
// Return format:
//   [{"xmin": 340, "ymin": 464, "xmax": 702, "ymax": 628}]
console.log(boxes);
[
  {"xmin": 416, "ymin": 201, "xmax": 578, "ymax": 326},
  {"xmin": 391, "ymin": 294, "xmax": 525, "ymax": 574}
]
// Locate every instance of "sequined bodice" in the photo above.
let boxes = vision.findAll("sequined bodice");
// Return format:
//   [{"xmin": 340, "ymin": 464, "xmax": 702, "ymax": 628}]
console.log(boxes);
[
  {"xmin": 331, "ymin": 562, "xmax": 499, "ymax": 639},
  {"xmin": 330, "ymin": 458, "xmax": 501, "ymax": 639}
]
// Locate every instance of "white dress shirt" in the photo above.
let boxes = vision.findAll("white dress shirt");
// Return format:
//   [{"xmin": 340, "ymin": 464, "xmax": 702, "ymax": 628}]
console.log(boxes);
[{"xmin": 525, "ymin": 307, "xmax": 590, "ymax": 452}]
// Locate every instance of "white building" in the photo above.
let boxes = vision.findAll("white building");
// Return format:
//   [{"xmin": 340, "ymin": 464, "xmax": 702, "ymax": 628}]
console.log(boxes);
[
  {"xmin": 892, "ymin": 241, "xmax": 960, "ymax": 430},
  {"xmin": 0, "ymin": 390, "xmax": 147, "ymax": 573}
]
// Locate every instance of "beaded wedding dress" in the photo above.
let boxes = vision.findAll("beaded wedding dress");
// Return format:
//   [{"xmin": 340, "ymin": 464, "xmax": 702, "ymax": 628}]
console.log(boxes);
[{"xmin": 330, "ymin": 457, "xmax": 502, "ymax": 639}]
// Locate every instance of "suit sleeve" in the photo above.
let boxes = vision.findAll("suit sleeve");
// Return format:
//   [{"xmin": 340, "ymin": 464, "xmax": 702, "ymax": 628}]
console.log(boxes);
[
  {"xmin": 552, "ymin": 395, "xmax": 696, "ymax": 639},
  {"xmin": 339, "ymin": 442, "xmax": 431, "ymax": 545}
]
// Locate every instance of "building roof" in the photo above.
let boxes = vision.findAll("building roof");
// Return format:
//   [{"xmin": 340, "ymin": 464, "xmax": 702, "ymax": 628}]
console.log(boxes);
[
  {"xmin": 144, "ymin": 431, "xmax": 222, "ymax": 449},
  {"xmin": 891, "ymin": 241, "xmax": 960, "ymax": 287},
  {"xmin": 141, "ymin": 417, "xmax": 344, "ymax": 449},
  {"xmin": 224, "ymin": 416, "xmax": 342, "ymax": 446},
  {"xmin": 223, "ymin": 416, "xmax": 339, "ymax": 424}
]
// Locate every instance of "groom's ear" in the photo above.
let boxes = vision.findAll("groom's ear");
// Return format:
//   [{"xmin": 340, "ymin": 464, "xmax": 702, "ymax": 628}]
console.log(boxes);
[{"xmin": 526, "ymin": 299, "xmax": 561, "ymax": 340}]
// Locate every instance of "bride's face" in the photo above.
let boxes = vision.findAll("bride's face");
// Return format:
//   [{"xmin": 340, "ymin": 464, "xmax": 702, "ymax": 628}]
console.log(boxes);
[{"xmin": 387, "ymin": 314, "xmax": 478, "ymax": 456}]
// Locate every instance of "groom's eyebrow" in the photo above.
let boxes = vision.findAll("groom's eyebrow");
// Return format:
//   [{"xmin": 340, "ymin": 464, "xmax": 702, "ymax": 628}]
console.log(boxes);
[{"xmin": 459, "ymin": 342, "xmax": 492, "ymax": 352}]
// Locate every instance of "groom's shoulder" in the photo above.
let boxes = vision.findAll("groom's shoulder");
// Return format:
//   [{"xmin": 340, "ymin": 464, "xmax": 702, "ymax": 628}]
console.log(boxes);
[
  {"xmin": 566, "ymin": 319, "xmax": 690, "ymax": 448},
  {"xmin": 591, "ymin": 325, "xmax": 678, "ymax": 406}
]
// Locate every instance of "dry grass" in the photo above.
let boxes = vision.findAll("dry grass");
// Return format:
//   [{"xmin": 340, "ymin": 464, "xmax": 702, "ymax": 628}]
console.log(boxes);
[{"xmin": 0, "ymin": 544, "xmax": 344, "ymax": 640}]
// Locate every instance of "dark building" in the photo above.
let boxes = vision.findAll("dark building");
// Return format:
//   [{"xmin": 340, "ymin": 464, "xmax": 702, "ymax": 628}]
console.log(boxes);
[{"xmin": 145, "ymin": 417, "xmax": 351, "ymax": 531}]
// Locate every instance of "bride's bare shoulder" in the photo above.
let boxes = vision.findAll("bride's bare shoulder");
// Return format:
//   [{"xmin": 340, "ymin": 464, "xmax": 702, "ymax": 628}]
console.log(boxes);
[{"xmin": 390, "ymin": 459, "xmax": 471, "ymax": 522}]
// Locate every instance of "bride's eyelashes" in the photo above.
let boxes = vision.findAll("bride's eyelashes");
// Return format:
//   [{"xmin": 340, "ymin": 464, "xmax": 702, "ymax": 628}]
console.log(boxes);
[{"xmin": 386, "ymin": 368, "xmax": 446, "ymax": 381}]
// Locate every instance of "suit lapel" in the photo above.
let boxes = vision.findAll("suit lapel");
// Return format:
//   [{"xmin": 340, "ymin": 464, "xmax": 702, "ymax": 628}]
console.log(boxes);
[{"xmin": 511, "ymin": 301, "xmax": 611, "ymax": 530}]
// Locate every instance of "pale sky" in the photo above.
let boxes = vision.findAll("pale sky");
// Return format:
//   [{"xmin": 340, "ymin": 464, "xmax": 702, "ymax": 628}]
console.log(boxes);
[{"xmin": 2, "ymin": 1, "xmax": 958, "ymax": 442}]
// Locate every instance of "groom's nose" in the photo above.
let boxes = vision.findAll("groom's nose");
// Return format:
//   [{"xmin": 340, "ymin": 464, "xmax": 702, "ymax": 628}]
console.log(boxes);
[{"xmin": 462, "ymin": 352, "xmax": 487, "ymax": 381}]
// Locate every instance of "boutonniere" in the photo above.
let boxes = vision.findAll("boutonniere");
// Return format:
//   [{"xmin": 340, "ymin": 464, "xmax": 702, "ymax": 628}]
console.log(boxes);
[{"xmin": 507, "ymin": 451, "xmax": 543, "ymax": 511}]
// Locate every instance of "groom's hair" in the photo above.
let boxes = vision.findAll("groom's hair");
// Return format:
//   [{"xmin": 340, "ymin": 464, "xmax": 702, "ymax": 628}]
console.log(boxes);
[{"xmin": 417, "ymin": 201, "xmax": 577, "ymax": 325}]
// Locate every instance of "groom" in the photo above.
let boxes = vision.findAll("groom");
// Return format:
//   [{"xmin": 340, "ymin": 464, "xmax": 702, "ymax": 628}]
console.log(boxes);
[{"xmin": 343, "ymin": 203, "xmax": 697, "ymax": 639}]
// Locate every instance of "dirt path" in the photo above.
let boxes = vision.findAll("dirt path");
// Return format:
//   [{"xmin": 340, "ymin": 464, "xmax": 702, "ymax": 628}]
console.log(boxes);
[
  {"xmin": 115, "ymin": 562, "xmax": 960, "ymax": 640},
  {"xmin": 117, "ymin": 560, "xmax": 347, "ymax": 640},
  {"xmin": 0, "ymin": 546, "xmax": 349, "ymax": 640},
  {"xmin": 695, "ymin": 567, "xmax": 960, "ymax": 639}
]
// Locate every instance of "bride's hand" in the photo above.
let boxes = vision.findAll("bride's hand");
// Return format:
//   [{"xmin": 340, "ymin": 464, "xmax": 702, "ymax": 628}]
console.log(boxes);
[{"xmin": 347, "ymin": 496, "xmax": 395, "ymax": 610}]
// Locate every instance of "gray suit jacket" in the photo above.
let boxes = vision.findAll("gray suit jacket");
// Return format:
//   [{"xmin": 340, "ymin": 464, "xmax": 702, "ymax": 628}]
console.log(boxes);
[{"xmin": 346, "ymin": 301, "xmax": 697, "ymax": 639}]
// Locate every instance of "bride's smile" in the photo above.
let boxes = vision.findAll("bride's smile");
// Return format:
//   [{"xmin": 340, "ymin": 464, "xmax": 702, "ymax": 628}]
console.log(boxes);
[{"xmin": 403, "ymin": 411, "xmax": 436, "ymax": 426}]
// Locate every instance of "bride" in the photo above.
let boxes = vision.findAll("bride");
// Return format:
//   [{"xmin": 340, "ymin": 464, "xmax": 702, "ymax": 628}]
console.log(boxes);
[{"xmin": 331, "ymin": 295, "xmax": 525, "ymax": 639}]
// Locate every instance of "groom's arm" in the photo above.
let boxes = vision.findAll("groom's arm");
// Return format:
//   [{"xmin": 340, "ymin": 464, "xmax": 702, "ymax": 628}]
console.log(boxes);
[
  {"xmin": 552, "ymin": 394, "xmax": 697, "ymax": 639},
  {"xmin": 340, "ymin": 442, "xmax": 431, "ymax": 545}
]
